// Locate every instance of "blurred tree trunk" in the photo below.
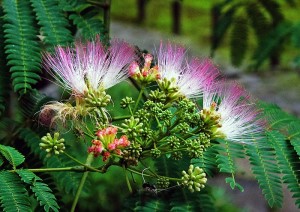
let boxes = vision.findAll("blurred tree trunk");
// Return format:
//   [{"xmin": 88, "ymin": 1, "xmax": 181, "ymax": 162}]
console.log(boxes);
[
  {"xmin": 172, "ymin": 0, "xmax": 182, "ymax": 34},
  {"xmin": 137, "ymin": 0, "xmax": 147, "ymax": 23}
]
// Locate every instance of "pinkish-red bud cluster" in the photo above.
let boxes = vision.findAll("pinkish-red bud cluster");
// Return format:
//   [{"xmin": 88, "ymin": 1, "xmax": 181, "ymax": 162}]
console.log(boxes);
[
  {"xmin": 88, "ymin": 126, "xmax": 130, "ymax": 161},
  {"xmin": 129, "ymin": 53, "xmax": 160, "ymax": 83}
]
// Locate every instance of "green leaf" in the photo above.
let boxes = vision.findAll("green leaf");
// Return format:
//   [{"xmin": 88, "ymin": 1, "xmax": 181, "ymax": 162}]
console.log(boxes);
[
  {"xmin": 17, "ymin": 170, "xmax": 59, "ymax": 212},
  {"xmin": 246, "ymin": 135, "xmax": 283, "ymax": 207},
  {"xmin": 210, "ymin": 2, "xmax": 237, "ymax": 55},
  {"xmin": 252, "ymin": 22, "xmax": 293, "ymax": 69},
  {"xmin": 290, "ymin": 138, "xmax": 300, "ymax": 159},
  {"xmin": 60, "ymin": 0, "xmax": 106, "ymax": 40},
  {"xmin": 230, "ymin": 14, "xmax": 249, "ymax": 66},
  {"xmin": 268, "ymin": 131, "xmax": 300, "ymax": 208},
  {"xmin": 0, "ymin": 7, "xmax": 10, "ymax": 116},
  {"xmin": 191, "ymin": 145, "xmax": 218, "ymax": 177},
  {"xmin": 134, "ymin": 199, "xmax": 169, "ymax": 212},
  {"xmin": 2, "ymin": 0, "xmax": 41, "ymax": 95},
  {"xmin": 225, "ymin": 177, "xmax": 244, "ymax": 192},
  {"xmin": 0, "ymin": 145, "xmax": 25, "ymax": 169},
  {"xmin": 215, "ymin": 139, "xmax": 244, "ymax": 175},
  {"xmin": 30, "ymin": 0, "xmax": 73, "ymax": 47},
  {"xmin": 0, "ymin": 171, "xmax": 32, "ymax": 212},
  {"xmin": 246, "ymin": 2, "xmax": 270, "ymax": 38}
]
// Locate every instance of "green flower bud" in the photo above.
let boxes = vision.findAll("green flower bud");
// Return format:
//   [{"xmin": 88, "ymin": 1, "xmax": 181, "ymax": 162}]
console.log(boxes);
[
  {"xmin": 149, "ymin": 89, "xmax": 166, "ymax": 103},
  {"xmin": 181, "ymin": 165, "xmax": 207, "ymax": 192},
  {"xmin": 199, "ymin": 133, "xmax": 211, "ymax": 149},
  {"xmin": 157, "ymin": 177, "xmax": 170, "ymax": 189},
  {"xmin": 172, "ymin": 122, "xmax": 190, "ymax": 134},
  {"xmin": 157, "ymin": 110, "xmax": 172, "ymax": 121},
  {"xmin": 177, "ymin": 98, "xmax": 196, "ymax": 113},
  {"xmin": 135, "ymin": 109, "xmax": 151, "ymax": 123},
  {"xmin": 150, "ymin": 148, "xmax": 161, "ymax": 158},
  {"xmin": 157, "ymin": 78, "xmax": 181, "ymax": 101},
  {"xmin": 122, "ymin": 142, "xmax": 143, "ymax": 166},
  {"xmin": 167, "ymin": 136, "xmax": 181, "ymax": 149},
  {"xmin": 120, "ymin": 97, "xmax": 135, "ymax": 108},
  {"xmin": 40, "ymin": 132, "xmax": 65, "ymax": 156},
  {"xmin": 171, "ymin": 151, "xmax": 183, "ymax": 160},
  {"xmin": 186, "ymin": 139, "xmax": 204, "ymax": 158},
  {"xmin": 85, "ymin": 87, "xmax": 111, "ymax": 107},
  {"xmin": 121, "ymin": 116, "xmax": 144, "ymax": 139},
  {"xmin": 143, "ymin": 100, "xmax": 156, "ymax": 110}
]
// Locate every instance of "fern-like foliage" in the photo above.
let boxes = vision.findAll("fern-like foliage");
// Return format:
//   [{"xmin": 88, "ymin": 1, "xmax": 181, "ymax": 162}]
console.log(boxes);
[
  {"xmin": 210, "ymin": 1, "xmax": 237, "ymax": 56},
  {"xmin": 210, "ymin": 0, "xmax": 292, "ymax": 69},
  {"xmin": 60, "ymin": 0, "xmax": 106, "ymax": 40},
  {"xmin": 0, "ymin": 171, "xmax": 32, "ymax": 212},
  {"xmin": 0, "ymin": 144, "xmax": 25, "ymax": 170},
  {"xmin": 252, "ymin": 22, "xmax": 293, "ymax": 69},
  {"xmin": 290, "ymin": 138, "xmax": 300, "ymax": 159},
  {"xmin": 268, "ymin": 130, "xmax": 300, "ymax": 208},
  {"xmin": 215, "ymin": 139, "xmax": 244, "ymax": 190},
  {"xmin": 19, "ymin": 89, "xmax": 53, "ymax": 119},
  {"xmin": 17, "ymin": 169, "xmax": 59, "ymax": 212},
  {"xmin": 46, "ymin": 155, "xmax": 86, "ymax": 195},
  {"xmin": 134, "ymin": 199, "xmax": 169, "ymax": 212},
  {"xmin": 246, "ymin": 2, "xmax": 270, "ymax": 38},
  {"xmin": 229, "ymin": 15, "xmax": 249, "ymax": 66},
  {"xmin": 191, "ymin": 145, "xmax": 218, "ymax": 177},
  {"xmin": 246, "ymin": 136, "xmax": 282, "ymax": 207},
  {"xmin": 19, "ymin": 128, "xmax": 45, "ymax": 159},
  {"xmin": 30, "ymin": 0, "xmax": 73, "ymax": 47},
  {"xmin": 2, "ymin": 0, "xmax": 41, "ymax": 95},
  {"xmin": 0, "ymin": 7, "xmax": 10, "ymax": 116}
]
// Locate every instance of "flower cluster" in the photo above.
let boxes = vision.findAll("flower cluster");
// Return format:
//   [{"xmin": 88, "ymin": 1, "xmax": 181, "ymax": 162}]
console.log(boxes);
[
  {"xmin": 88, "ymin": 126, "xmax": 130, "ymax": 161},
  {"xmin": 40, "ymin": 36, "xmax": 265, "ymax": 193},
  {"xmin": 129, "ymin": 53, "xmax": 160, "ymax": 83}
]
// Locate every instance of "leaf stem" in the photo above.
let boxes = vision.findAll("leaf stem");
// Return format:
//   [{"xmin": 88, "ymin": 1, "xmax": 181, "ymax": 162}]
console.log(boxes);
[
  {"xmin": 112, "ymin": 115, "xmax": 131, "ymax": 121},
  {"xmin": 133, "ymin": 86, "xmax": 144, "ymax": 112},
  {"xmin": 71, "ymin": 153, "xmax": 94, "ymax": 212},
  {"xmin": 64, "ymin": 152, "xmax": 101, "ymax": 172},
  {"xmin": 9, "ymin": 167, "xmax": 85, "ymax": 173},
  {"xmin": 123, "ymin": 165, "xmax": 133, "ymax": 193}
]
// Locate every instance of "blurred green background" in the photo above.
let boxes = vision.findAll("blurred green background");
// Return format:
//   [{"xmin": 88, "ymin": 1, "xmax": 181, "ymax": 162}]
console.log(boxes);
[{"xmin": 111, "ymin": 0, "xmax": 300, "ymax": 71}]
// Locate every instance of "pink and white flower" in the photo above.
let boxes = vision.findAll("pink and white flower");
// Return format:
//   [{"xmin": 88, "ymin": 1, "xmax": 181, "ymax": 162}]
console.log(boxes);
[
  {"xmin": 202, "ymin": 82, "xmax": 264, "ymax": 143},
  {"xmin": 43, "ymin": 37, "xmax": 135, "ymax": 96},
  {"xmin": 156, "ymin": 42, "xmax": 219, "ymax": 98}
]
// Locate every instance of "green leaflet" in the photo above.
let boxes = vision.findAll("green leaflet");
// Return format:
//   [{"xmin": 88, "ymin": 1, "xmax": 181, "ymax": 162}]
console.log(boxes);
[
  {"xmin": 268, "ymin": 131, "xmax": 300, "ymax": 208},
  {"xmin": 191, "ymin": 145, "xmax": 218, "ymax": 178},
  {"xmin": 30, "ymin": 0, "xmax": 73, "ymax": 47},
  {"xmin": 2, "ymin": 0, "xmax": 41, "ymax": 95},
  {"xmin": 246, "ymin": 135, "xmax": 282, "ymax": 207},
  {"xmin": 0, "ymin": 144, "xmax": 25, "ymax": 169},
  {"xmin": 17, "ymin": 169, "xmax": 59, "ymax": 212},
  {"xmin": 0, "ymin": 171, "xmax": 32, "ymax": 212}
]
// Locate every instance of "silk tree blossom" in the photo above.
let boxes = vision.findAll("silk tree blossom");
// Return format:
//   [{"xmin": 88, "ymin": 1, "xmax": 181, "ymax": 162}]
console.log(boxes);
[
  {"xmin": 88, "ymin": 126, "xmax": 130, "ymax": 161},
  {"xmin": 201, "ymin": 82, "xmax": 264, "ymax": 143},
  {"xmin": 43, "ymin": 37, "xmax": 135, "ymax": 96},
  {"xmin": 156, "ymin": 42, "xmax": 219, "ymax": 99}
]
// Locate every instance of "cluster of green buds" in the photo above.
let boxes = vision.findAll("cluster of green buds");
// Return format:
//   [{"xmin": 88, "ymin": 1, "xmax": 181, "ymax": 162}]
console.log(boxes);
[
  {"xmin": 157, "ymin": 78, "xmax": 181, "ymax": 102},
  {"xmin": 84, "ymin": 86, "xmax": 111, "ymax": 108},
  {"xmin": 181, "ymin": 165, "xmax": 207, "ymax": 192},
  {"xmin": 40, "ymin": 132, "xmax": 65, "ymax": 156}
]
